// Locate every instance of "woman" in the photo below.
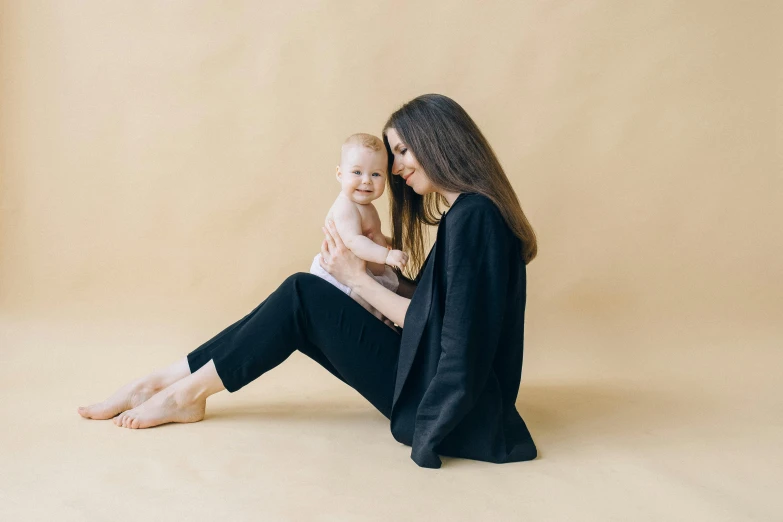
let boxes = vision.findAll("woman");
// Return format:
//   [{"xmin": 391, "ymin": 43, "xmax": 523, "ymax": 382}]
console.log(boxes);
[{"xmin": 77, "ymin": 94, "xmax": 539, "ymax": 469}]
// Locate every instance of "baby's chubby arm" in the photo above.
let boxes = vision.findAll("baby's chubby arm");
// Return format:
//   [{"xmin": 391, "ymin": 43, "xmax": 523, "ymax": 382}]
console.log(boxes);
[{"xmin": 331, "ymin": 204, "xmax": 393, "ymax": 266}]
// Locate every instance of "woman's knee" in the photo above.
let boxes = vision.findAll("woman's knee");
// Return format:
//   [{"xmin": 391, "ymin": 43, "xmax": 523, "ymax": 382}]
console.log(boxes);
[
  {"xmin": 268, "ymin": 273, "xmax": 334, "ymax": 332},
  {"xmin": 277, "ymin": 272, "xmax": 326, "ymax": 302},
  {"xmin": 280, "ymin": 272, "xmax": 320, "ymax": 292},
  {"xmin": 282, "ymin": 272, "xmax": 311, "ymax": 284},
  {"xmin": 278, "ymin": 272, "xmax": 345, "ymax": 312}
]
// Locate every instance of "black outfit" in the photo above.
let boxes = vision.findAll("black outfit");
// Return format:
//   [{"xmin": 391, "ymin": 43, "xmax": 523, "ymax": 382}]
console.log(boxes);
[
  {"xmin": 186, "ymin": 274, "xmax": 402, "ymax": 419},
  {"xmin": 187, "ymin": 192, "xmax": 537, "ymax": 469}
]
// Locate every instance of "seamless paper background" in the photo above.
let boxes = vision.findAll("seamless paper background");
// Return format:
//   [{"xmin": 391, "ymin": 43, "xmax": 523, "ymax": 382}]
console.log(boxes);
[{"xmin": 1, "ymin": 1, "xmax": 780, "ymax": 520}]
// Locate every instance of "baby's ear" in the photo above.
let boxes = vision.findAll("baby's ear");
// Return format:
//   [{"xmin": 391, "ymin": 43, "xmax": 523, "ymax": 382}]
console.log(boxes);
[{"xmin": 335, "ymin": 165, "xmax": 342, "ymax": 182}]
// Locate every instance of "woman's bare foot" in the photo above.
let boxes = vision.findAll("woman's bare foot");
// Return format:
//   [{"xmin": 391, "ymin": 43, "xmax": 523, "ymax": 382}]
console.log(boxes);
[
  {"xmin": 77, "ymin": 358, "xmax": 191, "ymax": 420},
  {"xmin": 114, "ymin": 381, "xmax": 206, "ymax": 429},
  {"xmin": 77, "ymin": 380, "xmax": 160, "ymax": 420},
  {"xmin": 114, "ymin": 359, "xmax": 225, "ymax": 429}
]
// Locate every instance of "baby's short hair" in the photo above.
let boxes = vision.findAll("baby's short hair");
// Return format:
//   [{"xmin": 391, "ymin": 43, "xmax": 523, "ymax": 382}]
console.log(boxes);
[{"xmin": 342, "ymin": 133, "xmax": 384, "ymax": 153}]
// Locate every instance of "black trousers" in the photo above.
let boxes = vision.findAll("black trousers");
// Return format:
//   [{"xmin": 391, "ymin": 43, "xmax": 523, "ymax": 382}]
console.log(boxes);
[{"xmin": 187, "ymin": 273, "xmax": 402, "ymax": 419}]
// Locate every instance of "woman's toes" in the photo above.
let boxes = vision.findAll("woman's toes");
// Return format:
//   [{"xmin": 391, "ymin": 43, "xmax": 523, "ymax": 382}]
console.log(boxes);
[
  {"xmin": 78, "ymin": 404, "xmax": 96, "ymax": 418},
  {"xmin": 78, "ymin": 402, "xmax": 110, "ymax": 420}
]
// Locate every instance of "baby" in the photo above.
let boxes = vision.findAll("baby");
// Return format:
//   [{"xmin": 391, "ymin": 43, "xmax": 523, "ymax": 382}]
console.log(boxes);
[{"xmin": 310, "ymin": 133, "xmax": 409, "ymax": 330}]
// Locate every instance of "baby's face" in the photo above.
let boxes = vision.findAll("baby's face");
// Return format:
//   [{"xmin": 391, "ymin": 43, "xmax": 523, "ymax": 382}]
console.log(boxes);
[{"xmin": 336, "ymin": 145, "xmax": 388, "ymax": 204}]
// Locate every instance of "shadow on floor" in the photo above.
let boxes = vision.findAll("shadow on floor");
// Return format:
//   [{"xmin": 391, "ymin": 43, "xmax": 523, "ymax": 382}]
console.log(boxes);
[
  {"xmin": 205, "ymin": 399, "xmax": 386, "ymax": 423},
  {"xmin": 516, "ymin": 380, "xmax": 723, "ymax": 455},
  {"xmin": 196, "ymin": 379, "xmax": 724, "ymax": 459}
]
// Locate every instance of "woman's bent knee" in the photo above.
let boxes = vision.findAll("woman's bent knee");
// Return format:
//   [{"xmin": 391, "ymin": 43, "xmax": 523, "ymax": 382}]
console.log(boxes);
[
  {"xmin": 276, "ymin": 273, "xmax": 327, "ymax": 306},
  {"xmin": 282, "ymin": 272, "xmax": 333, "ymax": 292},
  {"xmin": 280, "ymin": 272, "xmax": 320, "ymax": 293},
  {"xmin": 278, "ymin": 272, "xmax": 349, "ymax": 313},
  {"xmin": 282, "ymin": 272, "xmax": 310, "ymax": 285}
]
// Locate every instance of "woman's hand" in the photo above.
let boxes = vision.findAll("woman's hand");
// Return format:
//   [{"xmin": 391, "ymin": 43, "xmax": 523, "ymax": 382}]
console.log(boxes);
[{"xmin": 320, "ymin": 220, "xmax": 366, "ymax": 287}]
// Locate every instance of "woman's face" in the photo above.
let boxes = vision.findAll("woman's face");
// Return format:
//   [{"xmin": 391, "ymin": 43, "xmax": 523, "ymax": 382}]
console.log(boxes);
[{"xmin": 385, "ymin": 128, "xmax": 437, "ymax": 196}]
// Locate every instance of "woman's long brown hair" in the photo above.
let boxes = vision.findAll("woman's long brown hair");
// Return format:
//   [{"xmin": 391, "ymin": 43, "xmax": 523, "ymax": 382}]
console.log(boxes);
[{"xmin": 383, "ymin": 94, "xmax": 538, "ymax": 278}]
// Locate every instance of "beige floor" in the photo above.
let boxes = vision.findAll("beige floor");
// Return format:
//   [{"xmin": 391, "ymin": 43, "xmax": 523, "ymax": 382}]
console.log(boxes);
[{"xmin": 1, "ymin": 308, "xmax": 779, "ymax": 522}]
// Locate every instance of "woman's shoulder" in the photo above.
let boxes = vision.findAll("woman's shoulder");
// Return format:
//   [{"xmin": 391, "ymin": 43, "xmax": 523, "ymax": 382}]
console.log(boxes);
[
  {"xmin": 441, "ymin": 193, "xmax": 513, "ymax": 254},
  {"xmin": 441, "ymin": 193, "xmax": 517, "ymax": 265},
  {"xmin": 446, "ymin": 192, "xmax": 505, "ymax": 226}
]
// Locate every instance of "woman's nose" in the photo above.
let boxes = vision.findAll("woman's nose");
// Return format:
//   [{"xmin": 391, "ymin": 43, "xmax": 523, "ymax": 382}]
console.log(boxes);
[{"xmin": 391, "ymin": 159, "xmax": 402, "ymax": 175}]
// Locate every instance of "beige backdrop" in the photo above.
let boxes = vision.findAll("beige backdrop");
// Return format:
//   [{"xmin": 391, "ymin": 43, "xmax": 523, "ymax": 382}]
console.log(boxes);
[{"xmin": 1, "ymin": 1, "xmax": 781, "ymax": 521}]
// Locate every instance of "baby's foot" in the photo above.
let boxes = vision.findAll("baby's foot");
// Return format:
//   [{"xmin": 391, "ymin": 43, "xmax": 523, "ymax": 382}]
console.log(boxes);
[
  {"xmin": 78, "ymin": 380, "xmax": 161, "ymax": 420},
  {"xmin": 114, "ymin": 381, "xmax": 205, "ymax": 429}
]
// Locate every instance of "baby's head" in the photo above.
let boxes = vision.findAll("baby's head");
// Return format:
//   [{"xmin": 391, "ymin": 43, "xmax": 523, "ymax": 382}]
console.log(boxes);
[{"xmin": 336, "ymin": 133, "xmax": 388, "ymax": 204}]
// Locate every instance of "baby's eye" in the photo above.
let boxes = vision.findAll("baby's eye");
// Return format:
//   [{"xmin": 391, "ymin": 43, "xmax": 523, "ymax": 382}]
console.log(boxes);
[
  {"xmin": 372, "ymin": 173, "xmax": 381, "ymax": 177},
  {"xmin": 353, "ymin": 170, "xmax": 361, "ymax": 175}
]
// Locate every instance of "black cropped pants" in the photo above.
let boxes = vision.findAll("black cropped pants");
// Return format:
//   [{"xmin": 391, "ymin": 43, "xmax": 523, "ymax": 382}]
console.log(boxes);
[{"xmin": 187, "ymin": 273, "xmax": 402, "ymax": 419}]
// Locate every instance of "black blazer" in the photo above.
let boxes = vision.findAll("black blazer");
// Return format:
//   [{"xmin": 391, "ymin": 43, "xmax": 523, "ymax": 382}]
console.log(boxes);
[{"xmin": 391, "ymin": 192, "xmax": 537, "ymax": 468}]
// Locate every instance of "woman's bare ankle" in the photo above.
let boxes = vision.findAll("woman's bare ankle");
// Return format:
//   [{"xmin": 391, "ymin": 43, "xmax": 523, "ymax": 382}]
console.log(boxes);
[
  {"xmin": 146, "ymin": 358, "xmax": 191, "ymax": 390},
  {"xmin": 178, "ymin": 359, "xmax": 226, "ymax": 403}
]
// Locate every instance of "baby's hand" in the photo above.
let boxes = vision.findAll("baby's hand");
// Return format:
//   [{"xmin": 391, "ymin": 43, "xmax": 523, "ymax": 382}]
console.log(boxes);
[{"xmin": 385, "ymin": 249, "xmax": 409, "ymax": 271}]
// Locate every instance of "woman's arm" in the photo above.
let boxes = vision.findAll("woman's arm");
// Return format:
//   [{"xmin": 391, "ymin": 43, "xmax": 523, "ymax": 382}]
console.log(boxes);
[
  {"xmin": 321, "ymin": 220, "xmax": 411, "ymax": 327},
  {"xmin": 351, "ymin": 272, "xmax": 411, "ymax": 327}
]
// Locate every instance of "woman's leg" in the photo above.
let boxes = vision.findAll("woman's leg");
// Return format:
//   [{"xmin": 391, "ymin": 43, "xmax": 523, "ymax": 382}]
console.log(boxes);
[
  {"xmin": 114, "ymin": 359, "xmax": 224, "ymax": 428},
  {"xmin": 78, "ymin": 358, "xmax": 191, "ymax": 419},
  {"xmin": 114, "ymin": 273, "xmax": 402, "ymax": 429},
  {"xmin": 79, "ymin": 290, "xmax": 272, "ymax": 420}
]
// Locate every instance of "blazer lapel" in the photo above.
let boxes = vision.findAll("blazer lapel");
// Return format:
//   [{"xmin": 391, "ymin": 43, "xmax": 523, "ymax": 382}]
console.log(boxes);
[{"xmin": 392, "ymin": 240, "xmax": 438, "ymax": 409}]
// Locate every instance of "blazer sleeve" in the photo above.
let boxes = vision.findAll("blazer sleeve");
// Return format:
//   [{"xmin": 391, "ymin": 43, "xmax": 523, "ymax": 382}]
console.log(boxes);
[{"xmin": 410, "ymin": 205, "xmax": 511, "ymax": 468}]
